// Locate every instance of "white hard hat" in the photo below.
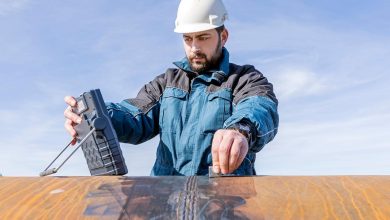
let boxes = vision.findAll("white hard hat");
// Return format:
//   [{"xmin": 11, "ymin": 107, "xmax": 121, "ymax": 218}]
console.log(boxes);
[{"xmin": 174, "ymin": 0, "xmax": 228, "ymax": 33}]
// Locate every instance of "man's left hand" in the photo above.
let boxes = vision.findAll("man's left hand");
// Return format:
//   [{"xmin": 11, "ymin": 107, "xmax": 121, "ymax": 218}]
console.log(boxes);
[{"xmin": 211, "ymin": 129, "xmax": 249, "ymax": 174}]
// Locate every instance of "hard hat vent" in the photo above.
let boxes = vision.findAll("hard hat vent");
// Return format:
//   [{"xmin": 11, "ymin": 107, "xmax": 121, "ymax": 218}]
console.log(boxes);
[{"xmin": 209, "ymin": 15, "xmax": 218, "ymax": 25}]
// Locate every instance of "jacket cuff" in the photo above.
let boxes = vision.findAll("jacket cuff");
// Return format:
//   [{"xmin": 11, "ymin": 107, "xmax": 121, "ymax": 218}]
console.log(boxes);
[{"xmin": 227, "ymin": 119, "xmax": 257, "ymax": 147}]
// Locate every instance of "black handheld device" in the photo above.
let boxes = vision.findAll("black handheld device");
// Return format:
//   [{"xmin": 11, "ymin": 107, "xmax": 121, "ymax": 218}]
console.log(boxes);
[
  {"xmin": 40, "ymin": 89, "xmax": 128, "ymax": 176},
  {"xmin": 73, "ymin": 89, "xmax": 128, "ymax": 175}
]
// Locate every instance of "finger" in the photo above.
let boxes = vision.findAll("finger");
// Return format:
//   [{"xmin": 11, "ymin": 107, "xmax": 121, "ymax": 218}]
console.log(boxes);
[
  {"xmin": 236, "ymin": 152, "xmax": 247, "ymax": 171},
  {"xmin": 218, "ymin": 130, "xmax": 234, "ymax": 174},
  {"xmin": 228, "ymin": 138, "xmax": 242, "ymax": 173},
  {"xmin": 64, "ymin": 96, "xmax": 77, "ymax": 107},
  {"xmin": 211, "ymin": 130, "xmax": 223, "ymax": 173},
  {"xmin": 229, "ymin": 135, "xmax": 249, "ymax": 173},
  {"xmin": 64, "ymin": 119, "xmax": 77, "ymax": 137},
  {"xmin": 235, "ymin": 137, "xmax": 249, "ymax": 173},
  {"xmin": 64, "ymin": 106, "xmax": 82, "ymax": 124}
]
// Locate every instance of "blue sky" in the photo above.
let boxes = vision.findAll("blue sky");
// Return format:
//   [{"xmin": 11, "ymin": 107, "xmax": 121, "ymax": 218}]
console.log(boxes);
[{"xmin": 0, "ymin": 0, "xmax": 389, "ymax": 176}]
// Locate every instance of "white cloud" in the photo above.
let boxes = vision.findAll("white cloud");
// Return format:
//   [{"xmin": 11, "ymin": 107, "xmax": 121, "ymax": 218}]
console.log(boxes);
[
  {"xmin": 227, "ymin": 13, "xmax": 390, "ymax": 105},
  {"xmin": 272, "ymin": 68, "xmax": 326, "ymax": 100},
  {"xmin": 0, "ymin": 0, "xmax": 29, "ymax": 16},
  {"xmin": 257, "ymin": 110, "xmax": 390, "ymax": 175}
]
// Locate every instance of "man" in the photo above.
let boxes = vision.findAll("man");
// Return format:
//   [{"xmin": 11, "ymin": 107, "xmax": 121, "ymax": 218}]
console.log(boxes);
[{"xmin": 64, "ymin": 0, "xmax": 278, "ymax": 176}]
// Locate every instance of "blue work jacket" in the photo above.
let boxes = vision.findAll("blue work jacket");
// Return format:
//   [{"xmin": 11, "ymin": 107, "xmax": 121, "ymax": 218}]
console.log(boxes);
[{"xmin": 106, "ymin": 48, "xmax": 278, "ymax": 176}]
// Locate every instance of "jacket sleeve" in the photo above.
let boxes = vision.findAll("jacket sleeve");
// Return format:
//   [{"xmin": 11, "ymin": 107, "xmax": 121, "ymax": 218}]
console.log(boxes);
[
  {"xmin": 223, "ymin": 66, "xmax": 279, "ymax": 153},
  {"xmin": 105, "ymin": 73, "xmax": 166, "ymax": 145}
]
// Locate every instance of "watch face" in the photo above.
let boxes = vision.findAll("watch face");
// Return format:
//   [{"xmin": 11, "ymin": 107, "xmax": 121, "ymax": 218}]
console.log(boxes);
[{"xmin": 239, "ymin": 124, "xmax": 251, "ymax": 133}]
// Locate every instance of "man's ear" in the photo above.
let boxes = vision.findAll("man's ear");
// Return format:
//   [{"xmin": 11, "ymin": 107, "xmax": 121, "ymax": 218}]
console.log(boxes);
[{"xmin": 221, "ymin": 28, "xmax": 229, "ymax": 46}]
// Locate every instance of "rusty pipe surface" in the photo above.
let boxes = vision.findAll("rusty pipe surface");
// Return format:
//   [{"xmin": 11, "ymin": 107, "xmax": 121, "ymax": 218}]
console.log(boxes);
[{"xmin": 0, "ymin": 176, "xmax": 389, "ymax": 219}]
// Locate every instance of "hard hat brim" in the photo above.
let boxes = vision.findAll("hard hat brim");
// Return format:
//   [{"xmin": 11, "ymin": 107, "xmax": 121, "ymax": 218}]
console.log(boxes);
[{"xmin": 174, "ymin": 23, "xmax": 222, "ymax": 34}]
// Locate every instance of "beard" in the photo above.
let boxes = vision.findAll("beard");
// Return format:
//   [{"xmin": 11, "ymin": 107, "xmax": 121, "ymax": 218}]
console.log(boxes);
[{"xmin": 188, "ymin": 40, "xmax": 223, "ymax": 73}]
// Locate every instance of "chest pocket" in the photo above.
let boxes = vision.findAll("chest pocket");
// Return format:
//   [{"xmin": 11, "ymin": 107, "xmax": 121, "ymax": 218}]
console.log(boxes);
[
  {"xmin": 159, "ymin": 88, "xmax": 187, "ymax": 133},
  {"xmin": 201, "ymin": 89, "xmax": 232, "ymax": 133}
]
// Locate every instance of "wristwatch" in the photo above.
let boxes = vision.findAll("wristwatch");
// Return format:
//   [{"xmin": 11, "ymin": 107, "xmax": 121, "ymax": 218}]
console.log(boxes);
[{"xmin": 227, "ymin": 120, "xmax": 255, "ymax": 146}]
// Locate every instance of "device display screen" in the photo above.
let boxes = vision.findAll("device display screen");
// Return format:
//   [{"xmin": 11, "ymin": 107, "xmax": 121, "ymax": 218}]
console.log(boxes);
[{"xmin": 77, "ymin": 98, "xmax": 87, "ymax": 114}]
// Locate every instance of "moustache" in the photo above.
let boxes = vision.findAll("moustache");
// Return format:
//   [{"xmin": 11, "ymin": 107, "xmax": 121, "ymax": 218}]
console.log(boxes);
[{"xmin": 189, "ymin": 52, "xmax": 206, "ymax": 60}]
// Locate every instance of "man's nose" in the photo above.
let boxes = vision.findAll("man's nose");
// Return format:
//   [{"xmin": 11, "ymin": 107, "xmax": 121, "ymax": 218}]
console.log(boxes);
[{"xmin": 190, "ymin": 41, "xmax": 201, "ymax": 53}]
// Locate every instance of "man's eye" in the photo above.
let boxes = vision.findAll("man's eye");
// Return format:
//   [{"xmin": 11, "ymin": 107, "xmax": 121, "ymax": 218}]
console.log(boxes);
[{"xmin": 199, "ymin": 37, "xmax": 208, "ymax": 41}]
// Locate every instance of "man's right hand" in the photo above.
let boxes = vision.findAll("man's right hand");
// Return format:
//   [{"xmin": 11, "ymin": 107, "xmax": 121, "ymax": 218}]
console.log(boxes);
[{"xmin": 64, "ymin": 96, "xmax": 82, "ymax": 145}]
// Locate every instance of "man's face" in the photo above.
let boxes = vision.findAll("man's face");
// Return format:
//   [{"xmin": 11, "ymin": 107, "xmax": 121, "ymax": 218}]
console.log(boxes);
[{"xmin": 182, "ymin": 28, "xmax": 228, "ymax": 72}]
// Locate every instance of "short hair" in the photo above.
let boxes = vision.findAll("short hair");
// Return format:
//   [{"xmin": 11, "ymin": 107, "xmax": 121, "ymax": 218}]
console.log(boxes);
[{"xmin": 215, "ymin": 25, "xmax": 225, "ymax": 34}]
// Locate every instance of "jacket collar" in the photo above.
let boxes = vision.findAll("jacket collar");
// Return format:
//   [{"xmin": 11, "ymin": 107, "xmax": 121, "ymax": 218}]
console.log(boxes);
[{"xmin": 173, "ymin": 47, "xmax": 230, "ymax": 83}]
